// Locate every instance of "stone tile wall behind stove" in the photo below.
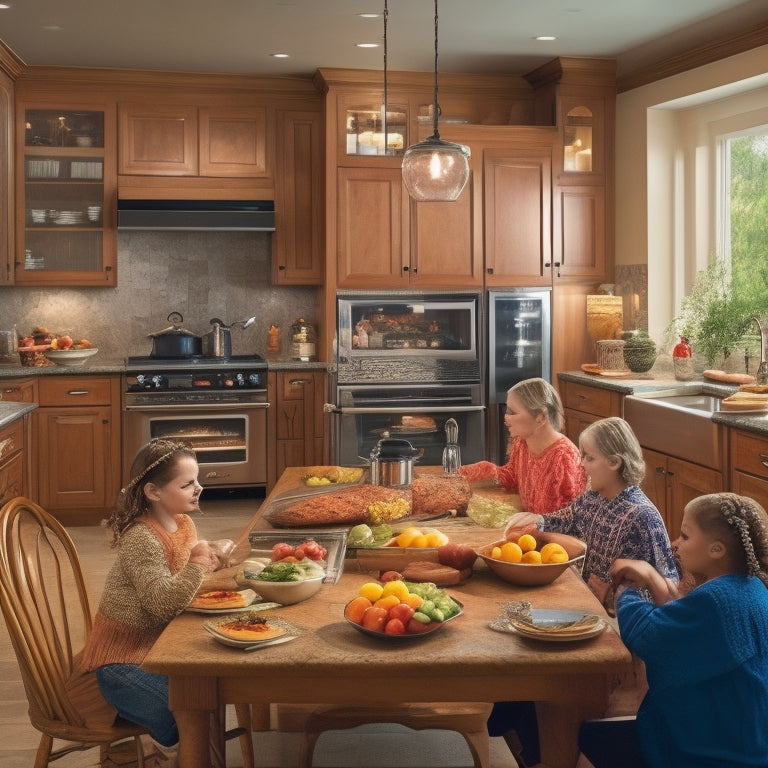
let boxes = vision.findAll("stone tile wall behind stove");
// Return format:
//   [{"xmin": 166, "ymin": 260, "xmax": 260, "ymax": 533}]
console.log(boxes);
[{"xmin": 0, "ymin": 232, "xmax": 320, "ymax": 359}]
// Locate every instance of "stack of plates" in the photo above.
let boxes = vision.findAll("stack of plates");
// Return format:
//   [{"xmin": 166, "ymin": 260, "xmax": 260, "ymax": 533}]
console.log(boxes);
[
  {"xmin": 490, "ymin": 609, "xmax": 606, "ymax": 643},
  {"xmin": 54, "ymin": 210, "xmax": 84, "ymax": 225}
]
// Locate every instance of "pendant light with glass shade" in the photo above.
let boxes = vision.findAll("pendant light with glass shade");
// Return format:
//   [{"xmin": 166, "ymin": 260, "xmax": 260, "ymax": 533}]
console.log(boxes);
[{"xmin": 401, "ymin": 0, "xmax": 471, "ymax": 202}]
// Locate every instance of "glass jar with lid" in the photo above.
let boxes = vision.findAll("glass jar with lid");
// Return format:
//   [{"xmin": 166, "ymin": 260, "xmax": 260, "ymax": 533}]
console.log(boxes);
[{"xmin": 291, "ymin": 318, "xmax": 317, "ymax": 361}]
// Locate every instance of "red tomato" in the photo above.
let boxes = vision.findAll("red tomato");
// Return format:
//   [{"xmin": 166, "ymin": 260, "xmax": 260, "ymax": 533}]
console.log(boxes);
[
  {"xmin": 388, "ymin": 603, "xmax": 415, "ymax": 624},
  {"xmin": 384, "ymin": 618, "xmax": 406, "ymax": 635},
  {"xmin": 293, "ymin": 546, "xmax": 306, "ymax": 560},
  {"xmin": 406, "ymin": 617, "xmax": 433, "ymax": 635},
  {"xmin": 271, "ymin": 543, "xmax": 294, "ymax": 560},
  {"xmin": 380, "ymin": 570, "xmax": 404, "ymax": 582},
  {"xmin": 362, "ymin": 606, "xmax": 388, "ymax": 632}
]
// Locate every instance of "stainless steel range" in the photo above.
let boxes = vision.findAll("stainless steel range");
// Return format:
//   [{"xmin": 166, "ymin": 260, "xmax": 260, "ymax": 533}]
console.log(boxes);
[{"xmin": 122, "ymin": 355, "xmax": 268, "ymax": 489}]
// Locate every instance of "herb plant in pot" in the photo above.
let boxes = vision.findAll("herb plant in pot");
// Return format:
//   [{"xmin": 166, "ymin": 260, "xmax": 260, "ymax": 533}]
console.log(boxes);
[{"xmin": 623, "ymin": 332, "xmax": 657, "ymax": 373}]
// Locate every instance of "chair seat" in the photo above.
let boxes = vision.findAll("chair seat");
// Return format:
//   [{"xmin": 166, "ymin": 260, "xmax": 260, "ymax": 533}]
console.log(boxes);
[{"xmin": 299, "ymin": 703, "xmax": 492, "ymax": 768}]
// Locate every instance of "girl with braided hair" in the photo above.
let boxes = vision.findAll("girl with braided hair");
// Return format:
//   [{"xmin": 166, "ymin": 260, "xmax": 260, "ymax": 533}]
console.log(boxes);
[
  {"xmin": 80, "ymin": 439, "xmax": 222, "ymax": 764},
  {"xmin": 579, "ymin": 492, "xmax": 768, "ymax": 768}
]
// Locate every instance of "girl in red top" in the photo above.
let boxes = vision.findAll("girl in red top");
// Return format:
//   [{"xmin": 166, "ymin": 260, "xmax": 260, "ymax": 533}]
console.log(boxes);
[{"xmin": 461, "ymin": 377, "xmax": 586, "ymax": 514}]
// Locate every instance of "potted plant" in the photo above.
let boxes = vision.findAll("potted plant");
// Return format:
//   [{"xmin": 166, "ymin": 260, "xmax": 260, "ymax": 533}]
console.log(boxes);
[{"xmin": 666, "ymin": 259, "xmax": 762, "ymax": 367}]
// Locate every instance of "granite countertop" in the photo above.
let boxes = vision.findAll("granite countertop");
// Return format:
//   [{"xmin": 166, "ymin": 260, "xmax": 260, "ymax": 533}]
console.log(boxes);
[
  {"xmin": 0, "ymin": 357, "xmax": 331, "ymax": 377},
  {"xmin": 0, "ymin": 401, "xmax": 37, "ymax": 429},
  {"xmin": 559, "ymin": 369, "xmax": 768, "ymax": 438}
]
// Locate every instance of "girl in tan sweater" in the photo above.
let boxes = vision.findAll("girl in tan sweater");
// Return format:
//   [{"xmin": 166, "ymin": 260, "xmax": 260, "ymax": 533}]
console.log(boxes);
[{"xmin": 81, "ymin": 439, "xmax": 220, "ymax": 750}]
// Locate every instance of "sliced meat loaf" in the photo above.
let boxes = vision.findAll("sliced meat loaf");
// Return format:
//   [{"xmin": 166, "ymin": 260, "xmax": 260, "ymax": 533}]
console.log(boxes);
[{"xmin": 411, "ymin": 475, "xmax": 471, "ymax": 516}]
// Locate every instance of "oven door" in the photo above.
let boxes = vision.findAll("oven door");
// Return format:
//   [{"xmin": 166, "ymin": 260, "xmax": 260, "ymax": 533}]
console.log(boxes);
[
  {"xmin": 331, "ymin": 385, "xmax": 485, "ymax": 467},
  {"xmin": 123, "ymin": 403, "xmax": 268, "ymax": 488}
]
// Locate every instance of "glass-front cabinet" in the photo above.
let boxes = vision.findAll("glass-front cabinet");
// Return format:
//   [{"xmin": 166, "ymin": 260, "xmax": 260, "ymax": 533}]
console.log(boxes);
[
  {"xmin": 16, "ymin": 106, "xmax": 116, "ymax": 285},
  {"xmin": 344, "ymin": 103, "xmax": 407, "ymax": 156}
]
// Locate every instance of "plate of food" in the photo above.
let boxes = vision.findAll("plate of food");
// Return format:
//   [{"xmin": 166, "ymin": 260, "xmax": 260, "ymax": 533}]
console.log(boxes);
[
  {"xmin": 203, "ymin": 613, "xmax": 300, "ymax": 649},
  {"xmin": 186, "ymin": 589, "xmax": 260, "ymax": 614},
  {"xmin": 491, "ymin": 607, "xmax": 605, "ymax": 643}
]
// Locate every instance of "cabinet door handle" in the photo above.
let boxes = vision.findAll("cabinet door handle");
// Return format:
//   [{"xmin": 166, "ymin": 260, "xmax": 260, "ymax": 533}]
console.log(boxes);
[
  {"xmin": 402, "ymin": 265, "xmax": 410, "ymax": 272},
  {"xmin": 759, "ymin": 453, "xmax": 768, "ymax": 469},
  {"xmin": 655, "ymin": 466, "xmax": 666, "ymax": 475},
  {"xmin": 486, "ymin": 267, "xmax": 494, "ymax": 274},
  {"xmin": 289, "ymin": 379, "xmax": 311, "ymax": 387},
  {"xmin": 554, "ymin": 261, "xmax": 561, "ymax": 278},
  {"xmin": 67, "ymin": 390, "xmax": 90, "ymax": 396}
]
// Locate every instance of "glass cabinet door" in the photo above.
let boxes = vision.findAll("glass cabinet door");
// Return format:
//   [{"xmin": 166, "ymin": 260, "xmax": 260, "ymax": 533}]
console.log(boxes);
[
  {"xmin": 344, "ymin": 104, "xmax": 407, "ymax": 156},
  {"xmin": 17, "ymin": 108, "xmax": 115, "ymax": 285}
]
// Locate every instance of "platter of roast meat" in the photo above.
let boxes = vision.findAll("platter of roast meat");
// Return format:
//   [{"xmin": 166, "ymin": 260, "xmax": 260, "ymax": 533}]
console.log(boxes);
[{"xmin": 261, "ymin": 474, "xmax": 472, "ymax": 528}]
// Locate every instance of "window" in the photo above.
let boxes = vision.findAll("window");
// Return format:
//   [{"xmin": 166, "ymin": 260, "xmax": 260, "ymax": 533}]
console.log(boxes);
[{"xmin": 718, "ymin": 128, "xmax": 768, "ymax": 310}]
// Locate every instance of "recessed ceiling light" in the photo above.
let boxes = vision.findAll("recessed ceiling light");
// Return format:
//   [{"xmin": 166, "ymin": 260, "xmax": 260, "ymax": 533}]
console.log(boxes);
[
  {"xmin": 270, "ymin": 53, "xmax": 290, "ymax": 59},
  {"xmin": 535, "ymin": 36, "xmax": 557, "ymax": 41},
  {"xmin": 0, "ymin": 4, "xmax": 11, "ymax": 10},
  {"xmin": 356, "ymin": 42, "xmax": 380, "ymax": 49},
  {"xmin": 358, "ymin": 13, "xmax": 380, "ymax": 19},
  {"xmin": 41, "ymin": 25, "xmax": 62, "ymax": 31}
]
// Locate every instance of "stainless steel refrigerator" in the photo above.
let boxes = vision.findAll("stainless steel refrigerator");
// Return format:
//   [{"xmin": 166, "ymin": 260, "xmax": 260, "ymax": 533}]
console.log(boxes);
[{"xmin": 487, "ymin": 289, "xmax": 552, "ymax": 463}]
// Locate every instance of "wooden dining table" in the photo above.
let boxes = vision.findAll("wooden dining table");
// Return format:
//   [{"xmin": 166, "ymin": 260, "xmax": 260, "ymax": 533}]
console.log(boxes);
[{"xmin": 143, "ymin": 468, "xmax": 632, "ymax": 768}]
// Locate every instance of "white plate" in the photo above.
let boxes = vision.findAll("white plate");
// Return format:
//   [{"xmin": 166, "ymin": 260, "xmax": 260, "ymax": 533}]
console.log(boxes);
[
  {"xmin": 203, "ymin": 616, "xmax": 299, "ymax": 648},
  {"xmin": 491, "ymin": 609, "xmax": 606, "ymax": 643}
]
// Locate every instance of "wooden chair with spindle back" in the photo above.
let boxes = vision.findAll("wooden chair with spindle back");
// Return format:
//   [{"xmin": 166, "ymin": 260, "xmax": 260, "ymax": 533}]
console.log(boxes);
[{"xmin": 0, "ymin": 496, "xmax": 254, "ymax": 768}]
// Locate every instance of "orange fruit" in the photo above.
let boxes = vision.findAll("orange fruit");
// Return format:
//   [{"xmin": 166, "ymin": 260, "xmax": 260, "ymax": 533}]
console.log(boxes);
[
  {"xmin": 403, "ymin": 592, "xmax": 424, "ymax": 609},
  {"xmin": 517, "ymin": 533, "xmax": 537, "ymax": 553},
  {"xmin": 491, "ymin": 545, "xmax": 503, "ymax": 559},
  {"xmin": 500, "ymin": 541, "xmax": 523, "ymax": 563},
  {"xmin": 546, "ymin": 551, "xmax": 570, "ymax": 564},
  {"xmin": 346, "ymin": 596, "xmax": 372, "ymax": 624},
  {"xmin": 521, "ymin": 550, "xmax": 542, "ymax": 564},
  {"xmin": 425, "ymin": 531, "xmax": 449, "ymax": 547},
  {"xmin": 359, "ymin": 582, "xmax": 384, "ymax": 602},
  {"xmin": 395, "ymin": 527, "xmax": 423, "ymax": 547},
  {"xmin": 374, "ymin": 594, "xmax": 402, "ymax": 611},
  {"xmin": 540, "ymin": 542, "xmax": 569, "ymax": 564},
  {"xmin": 411, "ymin": 534, "xmax": 431, "ymax": 548}
]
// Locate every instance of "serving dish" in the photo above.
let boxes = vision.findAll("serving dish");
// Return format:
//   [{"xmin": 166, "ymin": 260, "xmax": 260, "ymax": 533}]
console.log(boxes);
[
  {"xmin": 476, "ymin": 532, "xmax": 586, "ymax": 587},
  {"xmin": 247, "ymin": 528, "xmax": 348, "ymax": 584},
  {"xmin": 343, "ymin": 599, "xmax": 463, "ymax": 641},
  {"xmin": 250, "ymin": 574, "xmax": 324, "ymax": 605},
  {"xmin": 44, "ymin": 348, "xmax": 99, "ymax": 366}
]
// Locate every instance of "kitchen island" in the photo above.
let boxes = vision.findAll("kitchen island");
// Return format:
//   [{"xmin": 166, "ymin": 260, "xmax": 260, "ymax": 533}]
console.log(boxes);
[{"xmin": 144, "ymin": 468, "xmax": 632, "ymax": 768}]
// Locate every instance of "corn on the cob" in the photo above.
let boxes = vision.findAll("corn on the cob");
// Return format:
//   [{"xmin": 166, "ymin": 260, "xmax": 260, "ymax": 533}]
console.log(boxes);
[
  {"xmin": 365, "ymin": 497, "xmax": 411, "ymax": 525},
  {"xmin": 303, "ymin": 466, "xmax": 364, "ymax": 485}
]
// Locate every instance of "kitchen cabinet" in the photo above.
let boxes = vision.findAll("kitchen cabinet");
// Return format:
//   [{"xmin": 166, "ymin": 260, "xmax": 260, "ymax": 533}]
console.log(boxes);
[
  {"xmin": 0, "ymin": 377, "xmax": 37, "ymax": 403},
  {"xmin": 267, "ymin": 370, "xmax": 326, "ymax": 491},
  {"xmin": 34, "ymin": 375, "xmax": 121, "ymax": 525},
  {"xmin": 272, "ymin": 109, "xmax": 324, "ymax": 285},
  {"xmin": 0, "ymin": 68, "xmax": 13, "ymax": 285},
  {"xmin": 560, "ymin": 378, "xmax": 623, "ymax": 444},
  {"xmin": 118, "ymin": 103, "xmax": 268, "ymax": 178},
  {"xmin": 640, "ymin": 448, "xmax": 724, "ymax": 536},
  {"xmin": 730, "ymin": 429, "xmax": 768, "ymax": 510},
  {"xmin": 0, "ymin": 418, "xmax": 27, "ymax": 508},
  {"xmin": 483, "ymin": 147, "xmax": 552, "ymax": 287},
  {"xmin": 15, "ymin": 104, "xmax": 117, "ymax": 286}
]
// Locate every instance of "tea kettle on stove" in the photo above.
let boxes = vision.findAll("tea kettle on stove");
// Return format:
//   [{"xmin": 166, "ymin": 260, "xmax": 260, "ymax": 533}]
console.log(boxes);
[{"xmin": 203, "ymin": 316, "xmax": 256, "ymax": 358}]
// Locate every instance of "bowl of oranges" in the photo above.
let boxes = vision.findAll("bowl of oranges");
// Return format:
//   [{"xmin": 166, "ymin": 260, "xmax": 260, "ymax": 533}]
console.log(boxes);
[{"xmin": 476, "ymin": 531, "xmax": 586, "ymax": 587}]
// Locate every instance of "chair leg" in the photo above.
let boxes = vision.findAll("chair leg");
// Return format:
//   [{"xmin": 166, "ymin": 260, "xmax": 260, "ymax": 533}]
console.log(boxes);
[
  {"xmin": 299, "ymin": 730, "xmax": 322, "ymax": 768},
  {"xmin": 464, "ymin": 728, "xmax": 492, "ymax": 768},
  {"xmin": 34, "ymin": 734, "xmax": 53, "ymax": 768},
  {"xmin": 234, "ymin": 704, "xmax": 255, "ymax": 768}
]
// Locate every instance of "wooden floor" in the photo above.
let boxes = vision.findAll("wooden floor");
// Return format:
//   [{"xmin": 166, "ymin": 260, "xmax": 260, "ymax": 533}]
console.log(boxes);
[{"xmin": 0, "ymin": 493, "xmax": 520, "ymax": 768}]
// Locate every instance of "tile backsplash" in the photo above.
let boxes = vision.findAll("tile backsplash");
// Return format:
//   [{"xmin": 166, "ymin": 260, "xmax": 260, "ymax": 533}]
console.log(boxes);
[{"xmin": 0, "ymin": 232, "xmax": 320, "ymax": 359}]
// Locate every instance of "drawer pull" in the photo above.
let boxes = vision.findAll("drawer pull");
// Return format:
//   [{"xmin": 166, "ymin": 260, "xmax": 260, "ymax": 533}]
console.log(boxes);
[
  {"xmin": 289, "ymin": 379, "xmax": 311, "ymax": 387},
  {"xmin": 577, "ymin": 394, "xmax": 588, "ymax": 401},
  {"xmin": 759, "ymin": 453, "xmax": 768, "ymax": 469},
  {"xmin": 67, "ymin": 390, "xmax": 90, "ymax": 396},
  {"xmin": 0, "ymin": 437, "xmax": 14, "ymax": 459}
]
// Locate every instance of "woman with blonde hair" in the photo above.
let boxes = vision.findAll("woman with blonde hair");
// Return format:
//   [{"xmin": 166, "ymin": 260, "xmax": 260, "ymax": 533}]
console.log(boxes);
[{"xmin": 461, "ymin": 377, "xmax": 586, "ymax": 514}]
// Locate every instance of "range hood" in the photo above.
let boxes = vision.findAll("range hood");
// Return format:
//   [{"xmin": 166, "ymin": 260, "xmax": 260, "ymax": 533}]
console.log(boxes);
[{"xmin": 117, "ymin": 200, "xmax": 275, "ymax": 231}]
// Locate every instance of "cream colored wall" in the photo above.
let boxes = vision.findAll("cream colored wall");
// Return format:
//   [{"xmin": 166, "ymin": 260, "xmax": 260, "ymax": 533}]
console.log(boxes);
[{"xmin": 616, "ymin": 44, "xmax": 768, "ymax": 347}]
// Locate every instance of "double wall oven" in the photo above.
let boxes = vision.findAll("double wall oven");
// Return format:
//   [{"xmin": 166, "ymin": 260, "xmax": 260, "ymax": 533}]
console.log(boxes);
[
  {"xmin": 329, "ymin": 293, "xmax": 486, "ymax": 466},
  {"xmin": 122, "ymin": 356, "xmax": 269, "ymax": 489}
]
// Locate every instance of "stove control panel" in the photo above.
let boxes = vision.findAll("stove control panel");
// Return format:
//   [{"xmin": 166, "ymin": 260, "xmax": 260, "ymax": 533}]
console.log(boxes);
[{"xmin": 126, "ymin": 370, "xmax": 266, "ymax": 393}]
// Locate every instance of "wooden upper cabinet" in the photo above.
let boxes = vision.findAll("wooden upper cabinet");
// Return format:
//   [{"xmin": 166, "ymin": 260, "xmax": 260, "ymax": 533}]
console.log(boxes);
[
  {"xmin": 484, "ymin": 147, "xmax": 553, "ymax": 287},
  {"xmin": 555, "ymin": 184, "xmax": 606, "ymax": 280},
  {"xmin": 272, "ymin": 109, "xmax": 323, "ymax": 285},
  {"xmin": 118, "ymin": 103, "xmax": 268, "ymax": 178},
  {"xmin": 198, "ymin": 107, "xmax": 267, "ymax": 177},
  {"xmin": 0, "ymin": 69, "xmax": 12, "ymax": 285},
  {"xmin": 336, "ymin": 166, "xmax": 409, "ymax": 289},
  {"xmin": 118, "ymin": 104, "xmax": 198, "ymax": 176}
]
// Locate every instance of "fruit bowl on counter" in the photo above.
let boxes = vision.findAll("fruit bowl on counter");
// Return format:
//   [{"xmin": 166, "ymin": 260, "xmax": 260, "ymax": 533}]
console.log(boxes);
[{"xmin": 44, "ymin": 348, "xmax": 99, "ymax": 366}]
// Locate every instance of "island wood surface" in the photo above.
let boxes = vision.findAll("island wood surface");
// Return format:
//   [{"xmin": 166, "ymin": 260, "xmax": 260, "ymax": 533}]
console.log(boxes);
[{"xmin": 143, "ymin": 468, "xmax": 632, "ymax": 768}]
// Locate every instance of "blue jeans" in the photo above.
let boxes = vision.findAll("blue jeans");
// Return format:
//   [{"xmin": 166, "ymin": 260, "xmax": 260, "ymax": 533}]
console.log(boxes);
[{"xmin": 96, "ymin": 664, "xmax": 179, "ymax": 747}]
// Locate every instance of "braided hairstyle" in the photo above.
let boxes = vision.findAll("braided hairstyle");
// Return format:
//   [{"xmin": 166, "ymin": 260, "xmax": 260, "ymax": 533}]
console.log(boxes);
[
  {"xmin": 686, "ymin": 492, "xmax": 768, "ymax": 588},
  {"xmin": 105, "ymin": 438, "xmax": 197, "ymax": 546}
]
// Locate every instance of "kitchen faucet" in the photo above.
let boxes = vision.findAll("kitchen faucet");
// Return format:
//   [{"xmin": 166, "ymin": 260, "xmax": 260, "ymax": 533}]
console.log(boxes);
[{"xmin": 750, "ymin": 316, "xmax": 768, "ymax": 384}]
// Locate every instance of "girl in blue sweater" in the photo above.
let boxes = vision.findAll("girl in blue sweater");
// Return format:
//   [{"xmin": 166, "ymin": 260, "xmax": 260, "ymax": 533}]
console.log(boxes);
[{"xmin": 579, "ymin": 492, "xmax": 768, "ymax": 768}]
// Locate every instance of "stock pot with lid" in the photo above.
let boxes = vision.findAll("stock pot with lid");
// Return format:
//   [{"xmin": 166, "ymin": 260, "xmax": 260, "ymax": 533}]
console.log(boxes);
[
  {"xmin": 369, "ymin": 438, "xmax": 421, "ymax": 487},
  {"xmin": 148, "ymin": 312, "xmax": 202, "ymax": 358}
]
